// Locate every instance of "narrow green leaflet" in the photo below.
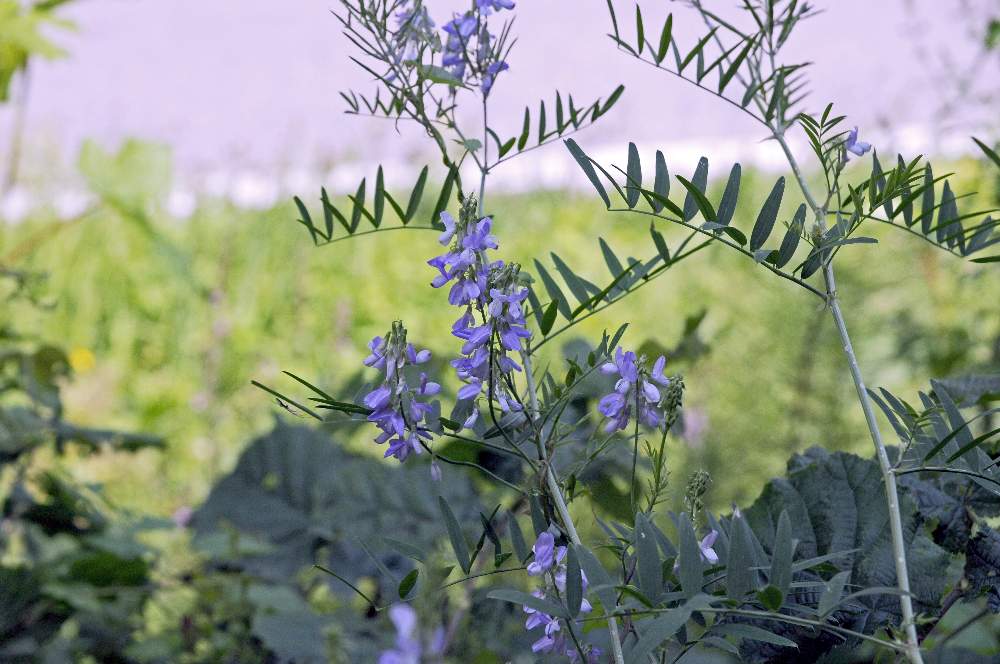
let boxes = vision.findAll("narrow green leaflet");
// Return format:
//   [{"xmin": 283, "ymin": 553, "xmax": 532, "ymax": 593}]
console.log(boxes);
[
  {"xmin": 438, "ymin": 496, "xmax": 471, "ymax": 574},
  {"xmin": 564, "ymin": 139, "xmax": 611, "ymax": 208},
  {"xmin": 398, "ymin": 569, "xmax": 418, "ymax": 599},
  {"xmin": 635, "ymin": 512, "xmax": 663, "ymax": 603},
  {"xmin": 715, "ymin": 163, "xmax": 741, "ymax": 228},
  {"xmin": 818, "ymin": 570, "xmax": 850, "ymax": 618},
  {"xmin": 677, "ymin": 515, "xmax": 703, "ymax": 598},
  {"xmin": 565, "ymin": 546, "xmax": 584, "ymax": 617},
  {"xmin": 487, "ymin": 589, "xmax": 567, "ymax": 618},
  {"xmin": 750, "ymin": 177, "xmax": 785, "ymax": 251},
  {"xmin": 769, "ymin": 510, "xmax": 794, "ymax": 600},
  {"xmin": 627, "ymin": 595, "xmax": 713, "ymax": 662},
  {"xmin": 682, "ymin": 158, "xmax": 710, "ymax": 221}
]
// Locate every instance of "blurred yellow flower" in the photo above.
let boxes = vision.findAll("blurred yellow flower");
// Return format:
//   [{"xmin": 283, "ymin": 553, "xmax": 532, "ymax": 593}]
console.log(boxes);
[{"xmin": 69, "ymin": 347, "xmax": 96, "ymax": 373}]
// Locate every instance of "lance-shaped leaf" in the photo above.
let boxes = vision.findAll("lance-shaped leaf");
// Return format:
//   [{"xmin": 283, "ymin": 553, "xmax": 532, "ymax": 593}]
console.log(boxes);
[
  {"xmin": 565, "ymin": 546, "xmax": 584, "ymax": 617},
  {"xmin": 681, "ymin": 157, "xmax": 710, "ymax": 221},
  {"xmin": 652, "ymin": 150, "xmax": 670, "ymax": 212},
  {"xmin": 628, "ymin": 594, "xmax": 713, "ymax": 662},
  {"xmin": 770, "ymin": 510, "xmax": 794, "ymax": 601},
  {"xmin": 487, "ymin": 589, "xmax": 566, "ymax": 618},
  {"xmin": 775, "ymin": 204, "xmax": 805, "ymax": 268},
  {"xmin": 439, "ymin": 496, "xmax": 471, "ymax": 574},
  {"xmin": 677, "ymin": 514, "xmax": 703, "ymax": 598},
  {"xmin": 635, "ymin": 512, "xmax": 663, "ymax": 602},
  {"xmin": 715, "ymin": 163, "xmax": 741, "ymax": 228},
  {"xmin": 750, "ymin": 177, "xmax": 785, "ymax": 251},
  {"xmin": 565, "ymin": 139, "xmax": 610, "ymax": 208},
  {"xmin": 625, "ymin": 141, "xmax": 642, "ymax": 208}
]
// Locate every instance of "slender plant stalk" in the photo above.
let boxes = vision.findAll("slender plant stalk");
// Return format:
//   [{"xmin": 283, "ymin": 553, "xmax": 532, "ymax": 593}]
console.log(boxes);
[
  {"xmin": 473, "ymin": 89, "xmax": 624, "ymax": 661},
  {"xmin": 521, "ymin": 347, "xmax": 627, "ymax": 664},
  {"xmin": 770, "ymin": 128, "xmax": 924, "ymax": 664},
  {"xmin": 822, "ymin": 263, "xmax": 923, "ymax": 663}
]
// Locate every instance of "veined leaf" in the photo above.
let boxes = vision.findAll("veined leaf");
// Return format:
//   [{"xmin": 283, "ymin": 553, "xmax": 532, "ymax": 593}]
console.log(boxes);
[
  {"xmin": 635, "ymin": 512, "xmax": 663, "ymax": 603},
  {"xmin": 565, "ymin": 139, "xmax": 611, "ymax": 208},
  {"xmin": 715, "ymin": 163, "xmax": 742, "ymax": 227},
  {"xmin": 439, "ymin": 496, "xmax": 471, "ymax": 574},
  {"xmin": 677, "ymin": 174, "xmax": 716, "ymax": 222},
  {"xmin": 682, "ymin": 157, "xmax": 710, "ymax": 221},
  {"xmin": 625, "ymin": 141, "xmax": 642, "ymax": 208},
  {"xmin": 750, "ymin": 177, "xmax": 785, "ymax": 251}
]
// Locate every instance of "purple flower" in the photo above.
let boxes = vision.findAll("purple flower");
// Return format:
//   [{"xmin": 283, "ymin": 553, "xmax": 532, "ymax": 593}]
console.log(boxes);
[
  {"xmin": 362, "ymin": 322, "xmax": 438, "ymax": 462},
  {"xmin": 171, "ymin": 506, "xmax": 193, "ymax": 528},
  {"xmin": 443, "ymin": 13, "xmax": 477, "ymax": 39},
  {"xmin": 481, "ymin": 60, "xmax": 509, "ymax": 95},
  {"xmin": 527, "ymin": 532, "xmax": 557, "ymax": 576},
  {"xmin": 699, "ymin": 530, "xmax": 719, "ymax": 564},
  {"xmin": 844, "ymin": 126, "xmax": 872, "ymax": 157},
  {"xmin": 598, "ymin": 348, "xmax": 669, "ymax": 432},
  {"xmin": 378, "ymin": 604, "xmax": 422, "ymax": 664},
  {"xmin": 477, "ymin": 0, "xmax": 515, "ymax": 13}
]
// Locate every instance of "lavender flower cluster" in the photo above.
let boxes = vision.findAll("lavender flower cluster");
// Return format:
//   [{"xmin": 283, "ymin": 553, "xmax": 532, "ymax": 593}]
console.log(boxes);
[
  {"xmin": 523, "ymin": 532, "xmax": 602, "ymax": 663},
  {"xmin": 363, "ymin": 321, "xmax": 440, "ymax": 462},
  {"xmin": 598, "ymin": 348, "xmax": 672, "ymax": 432},
  {"xmin": 391, "ymin": 0, "xmax": 514, "ymax": 96},
  {"xmin": 377, "ymin": 604, "xmax": 445, "ymax": 664},
  {"xmin": 428, "ymin": 199, "xmax": 530, "ymax": 430}
]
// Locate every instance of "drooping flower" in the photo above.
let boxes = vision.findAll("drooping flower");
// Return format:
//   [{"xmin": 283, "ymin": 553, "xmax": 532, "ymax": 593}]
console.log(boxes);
[
  {"xmin": 699, "ymin": 530, "xmax": 720, "ymax": 564},
  {"xmin": 598, "ymin": 348, "xmax": 671, "ymax": 432},
  {"xmin": 378, "ymin": 604, "xmax": 422, "ymax": 664},
  {"xmin": 844, "ymin": 126, "xmax": 872, "ymax": 157},
  {"xmin": 480, "ymin": 60, "xmax": 509, "ymax": 96},
  {"xmin": 527, "ymin": 531, "xmax": 557, "ymax": 576},
  {"xmin": 477, "ymin": 0, "xmax": 516, "ymax": 14},
  {"xmin": 362, "ymin": 321, "xmax": 439, "ymax": 462}
]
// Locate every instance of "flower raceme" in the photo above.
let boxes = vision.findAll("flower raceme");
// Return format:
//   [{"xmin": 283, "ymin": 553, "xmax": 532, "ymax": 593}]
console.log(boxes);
[
  {"xmin": 523, "ymin": 532, "xmax": 601, "ymax": 663},
  {"xmin": 428, "ymin": 200, "xmax": 530, "ymax": 430},
  {"xmin": 362, "ymin": 321, "xmax": 440, "ymax": 462},
  {"xmin": 598, "ymin": 349, "xmax": 672, "ymax": 432}
]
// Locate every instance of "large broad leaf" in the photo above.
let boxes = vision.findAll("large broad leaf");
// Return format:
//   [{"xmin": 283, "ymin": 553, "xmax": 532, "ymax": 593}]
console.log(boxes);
[
  {"xmin": 193, "ymin": 421, "xmax": 481, "ymax": 591},
  {"xmin": 738, "ymin": 447, "xmax": 952, "ymax": 663}
]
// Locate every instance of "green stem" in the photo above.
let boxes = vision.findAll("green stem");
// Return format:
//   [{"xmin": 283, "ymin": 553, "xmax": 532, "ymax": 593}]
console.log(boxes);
[{"xmin": 520, "ymin": 347, "xmax": 626, "ymax": 664}]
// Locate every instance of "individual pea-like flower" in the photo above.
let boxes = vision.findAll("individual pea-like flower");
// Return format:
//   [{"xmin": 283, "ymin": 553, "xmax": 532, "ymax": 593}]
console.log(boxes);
[
  {"xmin": 378, "ymin": 604, "xmax": 422, "ymax": 664},
  {"xmin": 527, "ymin": 531, "xmax": 557, "ymax": 576},
  {"xmin": 377, "ymin": 604, "xmax": 446, "ymax": 664},
  {"xmin": 477, "ymin": 0, "xmax": 515, "ymax": 14},
  {"xmin": 598, "ymin": 349, "xmax": 671, "ymax": 432},
  {"xmin": 844, "ymin": 126, "xmax": 872, "ymax": 157},
  {"xmin": 699, "ymin": 530, "xmax": 720, "ymax": 564},
  {"xmin": 362, "ymin": 321, "xmax": 439, "ymax": 462},
  {"xmin": 480, "ymin": 60, "xmax": 509, "ymax": 95}
]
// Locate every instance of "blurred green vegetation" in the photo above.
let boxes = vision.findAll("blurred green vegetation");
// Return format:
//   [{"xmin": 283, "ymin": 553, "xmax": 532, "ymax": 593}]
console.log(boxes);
[{"xmin": 1, "ymin": 145, "xmax": 997, "ymax": 522}]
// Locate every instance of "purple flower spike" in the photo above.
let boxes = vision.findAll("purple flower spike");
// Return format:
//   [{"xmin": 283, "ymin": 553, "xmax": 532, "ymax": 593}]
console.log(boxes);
[
  {"xmin": 844, "ymin": 126, "xmax": 872, "ymax": 157},
  {"xmin": 362, "ymin": 321, "xmax": 439, "ymax": 463},
  {"xmin": 428, "ymin": 200, "xmax": 531, "ymax": 430}
]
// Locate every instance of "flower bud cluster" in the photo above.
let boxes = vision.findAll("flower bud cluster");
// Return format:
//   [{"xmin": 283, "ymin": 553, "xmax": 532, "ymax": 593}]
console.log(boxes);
[{"xmin": 363, "ymin": 321, "xmax": 440, "ymax": 462}]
